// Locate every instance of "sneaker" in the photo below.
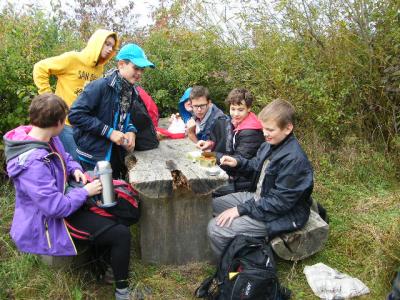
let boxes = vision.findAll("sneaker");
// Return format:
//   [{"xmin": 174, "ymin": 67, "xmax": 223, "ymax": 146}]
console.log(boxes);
[
  {"xmin": 115, "ymin": 288, "xmax": 130, "ymax": 300},
  {"xmin": 115, "ymin": 283, "xmax": 153, "ymax": 300},
  {"xmin": 386, "ymin": 292, "xmax": 400, "ymax": 300}
]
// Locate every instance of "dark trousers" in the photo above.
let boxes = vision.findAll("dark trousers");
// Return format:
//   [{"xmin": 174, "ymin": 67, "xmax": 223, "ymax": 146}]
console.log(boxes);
[
  {"xmin": 66, "ymin": 209, "xmax": 131, "ymax": 289},
  {"xmin": 388, "ymin": 271, "xmax": 400, "ymax": 300}
]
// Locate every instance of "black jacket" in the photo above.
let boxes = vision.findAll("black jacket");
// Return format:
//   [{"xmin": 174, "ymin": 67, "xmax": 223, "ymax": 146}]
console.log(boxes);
[
  {"xmin": 212, "ymin": 117, "xmax": 264, "ymax": 189},
  {"xmin": 130, "ymin": 93, "xmax": 159, "ymax": 151},
  {"xmin": 236, "ymin": 133, "xmax": 313, "ymax": 238}
]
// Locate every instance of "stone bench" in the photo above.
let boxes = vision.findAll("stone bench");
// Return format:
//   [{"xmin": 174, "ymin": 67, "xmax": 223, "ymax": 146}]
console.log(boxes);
[
  {"xmin": 270, "ymin": 210, "xmax": 329, "ymax": 261},
  {"xmin": 40, "ymin": 242, "xmax": 91, "ymax": 268}
]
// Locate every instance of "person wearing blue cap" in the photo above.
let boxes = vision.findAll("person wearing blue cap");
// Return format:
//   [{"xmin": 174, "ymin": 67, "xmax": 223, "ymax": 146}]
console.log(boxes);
[
  {"xmin": 69, "ymin": 43, "xmax": 154, "ymax": 299},
  {"xmin": 70, "ymin": 43, "xmax": 155, "ymax": 178}
]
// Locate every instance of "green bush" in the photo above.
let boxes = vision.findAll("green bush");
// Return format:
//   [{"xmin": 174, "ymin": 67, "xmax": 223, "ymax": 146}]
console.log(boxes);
[
  {"xmin": 140, "ymin": 28, "xmax": 235, "ymax": 115},
  {"xmin": 0, "ymin": 7, "xmax": 82, "ymax": 134}
]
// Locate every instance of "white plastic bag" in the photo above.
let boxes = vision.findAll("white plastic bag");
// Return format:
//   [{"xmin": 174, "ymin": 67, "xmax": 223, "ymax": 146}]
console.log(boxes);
[
  {"xmin": 303, "ymin": 263, "xmax": 370, "ymax": 299},
  {"xmin": 168, "ymin": 115, "xmax": 186, "ymax": 134}
]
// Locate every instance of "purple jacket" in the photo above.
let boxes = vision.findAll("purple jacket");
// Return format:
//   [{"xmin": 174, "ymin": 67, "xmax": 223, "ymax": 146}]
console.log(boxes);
[{"xmin": 4, "ymin": 126, "xmax": 88, "ymax": 256}]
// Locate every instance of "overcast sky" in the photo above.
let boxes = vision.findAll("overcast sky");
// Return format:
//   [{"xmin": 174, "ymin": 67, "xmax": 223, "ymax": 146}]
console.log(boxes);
[{"xmin": 1, "ymin": 0, "xmax": 159, "ymax": 27}]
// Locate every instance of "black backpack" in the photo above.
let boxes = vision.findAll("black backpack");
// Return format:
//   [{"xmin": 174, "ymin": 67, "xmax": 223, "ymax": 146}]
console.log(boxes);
[
  {"xmin": 83, "ymin": 173, "xmax": 140, "ymax": 227},
  {"xmin": 130, "ymin": 93, "xmax": 159, "ymax": 151},
  {"xmin": 66, "ymin": 173, "xmax": 140, "ymax": 228},
  {"xmin": 195, "ymin": 235, "xmax": 291, "ymax": 300}
]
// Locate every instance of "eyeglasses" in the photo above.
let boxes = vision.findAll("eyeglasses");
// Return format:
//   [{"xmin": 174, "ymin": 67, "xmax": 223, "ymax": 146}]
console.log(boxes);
[{"xmin": 192, "ymin": 104, "xmax": 208, "ymax": 110}]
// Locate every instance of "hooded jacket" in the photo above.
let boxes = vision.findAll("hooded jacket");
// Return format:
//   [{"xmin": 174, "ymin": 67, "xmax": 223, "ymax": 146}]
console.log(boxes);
[
  {"xmin": 4, "ymin": 126, "xmax": 88, "ymax": 256},
  {"xmin": 178, "ymin": 88, "xmax": 192, "ymax": 123},
  {"xmin": 33, "ymin": 29, "xmax": 118, "ymax": 124}
]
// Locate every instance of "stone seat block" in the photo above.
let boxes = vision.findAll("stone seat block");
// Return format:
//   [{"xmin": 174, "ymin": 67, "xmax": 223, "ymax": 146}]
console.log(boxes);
[{"xmin": 270, "ymin": 210, "xmax": 329, "ymax": 261}]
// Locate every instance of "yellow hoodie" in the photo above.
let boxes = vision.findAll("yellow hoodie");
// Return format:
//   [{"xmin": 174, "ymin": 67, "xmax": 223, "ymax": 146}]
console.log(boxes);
[{"xmin": 33, "ymin": 29, "xmax": 119, "ymax": 124}]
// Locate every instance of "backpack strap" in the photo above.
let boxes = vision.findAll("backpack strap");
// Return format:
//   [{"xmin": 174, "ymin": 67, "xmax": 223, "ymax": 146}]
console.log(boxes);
[
  {"xmin": 88, "ymin": 222, "xmax": 119, "ymax": 242},
  {"xmin": 194, "ymin": 271, "xmax": 218, "ymax": 299}
]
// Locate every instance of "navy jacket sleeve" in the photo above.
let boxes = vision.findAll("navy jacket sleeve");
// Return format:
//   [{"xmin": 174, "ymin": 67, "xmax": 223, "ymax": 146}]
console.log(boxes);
[
  {"xmin": 68, "ymin": 80, "xmax": 113, "ymax": 138},
  {"xmin": 237, "ymin": 157, "xmax": 313, "ymax": 222},
  {"xmin": 219, "ymin": 129, "xmax": 265, "ymax": 176},
  {"xmin": 234, "ymin": 142, "xmax": 269, "ymax": 173}
]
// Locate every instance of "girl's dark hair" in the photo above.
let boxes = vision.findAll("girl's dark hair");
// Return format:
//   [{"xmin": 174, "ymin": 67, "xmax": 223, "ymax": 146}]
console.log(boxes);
[
  {"xmin": 225, "ymin": 88, "xmax": 254, "ymax": 107},
  {"xmin": 29, "ymin": 93, "xmax": 69, "ymax": 128}
]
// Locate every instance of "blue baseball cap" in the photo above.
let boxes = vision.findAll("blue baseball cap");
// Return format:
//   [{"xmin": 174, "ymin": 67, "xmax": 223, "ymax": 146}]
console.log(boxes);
[{"xmin": 116, "ymin": 43, "xmax": 155, "ymax": 68}]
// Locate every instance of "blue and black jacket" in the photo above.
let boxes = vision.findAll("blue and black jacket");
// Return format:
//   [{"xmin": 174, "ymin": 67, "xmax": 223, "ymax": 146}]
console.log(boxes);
[{"xmin": 69, "ymin": 71, "xmax": 137, "ymax": 164}]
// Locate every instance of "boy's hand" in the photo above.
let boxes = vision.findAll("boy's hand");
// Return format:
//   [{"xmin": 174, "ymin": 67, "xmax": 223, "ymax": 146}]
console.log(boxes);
[
  {"xmin": 84, "ymin": 179, "xmax": 102, "ymax": 197},
  {"xmin": 110, "ymin": 130, "xmax": 125, "ymax": 145},
  {"xmin": 123, "ymin": 132, "xmax": 136, "ymax": 151},
  {"xmin": 196, "ymin": 140, "xmax": 213, "ymax": 150},
  {"xmin": 216, "ymin": 207, "xmax": 239, "ymax": 227},
  {"xmin": 219, "ymin": 155, "xmax": 238, "ymax": 167},
  {"xmin": 73, "ymin": 169, "xmax": 87, "ymax": 184}
]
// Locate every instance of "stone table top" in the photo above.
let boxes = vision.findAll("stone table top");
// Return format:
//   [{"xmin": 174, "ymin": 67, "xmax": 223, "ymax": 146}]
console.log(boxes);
[{"xmin": 126, "ymin": 138, "xmax": 228, "ymax": 199}]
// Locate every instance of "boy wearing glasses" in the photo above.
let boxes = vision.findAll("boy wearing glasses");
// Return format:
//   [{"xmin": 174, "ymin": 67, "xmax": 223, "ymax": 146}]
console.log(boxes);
[
  {"xmin": 187, "ymin": 85, "xmax": 226, "ymax": 143},
  {"xmin": 69, "ymin": 44, "xmax": 155, "ymax": 179}
]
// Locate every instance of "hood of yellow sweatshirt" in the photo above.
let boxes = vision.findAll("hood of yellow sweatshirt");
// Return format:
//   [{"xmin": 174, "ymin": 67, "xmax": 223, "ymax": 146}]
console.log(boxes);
[{"xmin": 81, "ymin": 29, "xmax": 119, "ymax": 67}]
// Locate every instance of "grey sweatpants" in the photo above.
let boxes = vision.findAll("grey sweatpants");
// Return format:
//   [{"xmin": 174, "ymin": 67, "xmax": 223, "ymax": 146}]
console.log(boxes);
[{"xmin": 207, "ymin": 192, "xmax": 268, "ymax": 258}]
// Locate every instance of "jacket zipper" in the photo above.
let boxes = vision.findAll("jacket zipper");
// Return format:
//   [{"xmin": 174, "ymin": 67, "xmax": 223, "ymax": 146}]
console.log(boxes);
[
  {"xmin": 63, "ymin": 219, "xmax": 78, "ymax": 255},
  {"xmin": 44, "ymin": 220, "xmax": 52, "ymax": 249}
]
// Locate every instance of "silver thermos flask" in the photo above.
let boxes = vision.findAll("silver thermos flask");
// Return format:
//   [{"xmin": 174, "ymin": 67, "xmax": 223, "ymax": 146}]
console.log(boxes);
[{"xmin": 94, "ymin": 161, "xmax": 116, "ymax": 207}]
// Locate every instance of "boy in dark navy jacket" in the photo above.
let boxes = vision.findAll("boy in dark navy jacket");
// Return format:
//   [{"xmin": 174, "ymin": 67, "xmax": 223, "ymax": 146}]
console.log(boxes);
[
  {"xmin": 69, "ymin": 43, "xmax": 154, "ymax": 178},
  {"xmin": 207, "ymin": 99, "xmax": 314, "ymax": 257}
]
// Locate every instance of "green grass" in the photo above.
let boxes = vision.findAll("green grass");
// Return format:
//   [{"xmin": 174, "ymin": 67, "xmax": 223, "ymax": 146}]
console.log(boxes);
[{"xmin": 1, "ymin": 140, "xmax": 399, "ymax": 299}]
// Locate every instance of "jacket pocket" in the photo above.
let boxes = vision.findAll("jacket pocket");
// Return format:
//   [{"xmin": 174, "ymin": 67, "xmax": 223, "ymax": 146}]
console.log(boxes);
[{"xmin": 44, "ymin": 220, "xmax": 52, "ymax": 249}]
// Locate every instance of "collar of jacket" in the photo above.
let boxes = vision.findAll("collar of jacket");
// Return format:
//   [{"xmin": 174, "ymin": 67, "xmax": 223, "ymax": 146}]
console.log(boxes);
[
  {"xmin": 106, "ymin": 70, "xmax": 138, "ymax": 96},
  {"xmin": 267, "ymin": 132, "xmax": 295, "ymax": 156},
  {"xmin": 106, "ymin": 69, "xmax": 119, "ymax": 89}
]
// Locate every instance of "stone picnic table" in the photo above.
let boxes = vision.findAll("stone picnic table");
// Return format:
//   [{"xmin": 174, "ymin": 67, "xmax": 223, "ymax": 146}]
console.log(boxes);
[{"xmin": 126, "ymin": 138, "xmax": 228, "ymax": 265}]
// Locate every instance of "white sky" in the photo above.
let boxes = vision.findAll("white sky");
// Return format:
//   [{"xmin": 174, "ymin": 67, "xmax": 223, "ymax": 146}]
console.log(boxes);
[
  {"xmin": 1, "ymin": 0, "xmax": 259, "ymax": 45},
  {"xmin": 1, "ymin": 0, "xmax": 159, "ymax": 27}
]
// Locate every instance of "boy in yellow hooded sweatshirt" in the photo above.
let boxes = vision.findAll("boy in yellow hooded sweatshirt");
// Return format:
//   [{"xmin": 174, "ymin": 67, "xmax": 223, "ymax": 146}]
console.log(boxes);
[{"xmin": 33, "ymin": 29, "xmax": 119, "ymax": 161}]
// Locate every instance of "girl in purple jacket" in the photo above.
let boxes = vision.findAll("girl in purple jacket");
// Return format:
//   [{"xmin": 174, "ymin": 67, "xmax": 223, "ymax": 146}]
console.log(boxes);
[{"xmin": 4, "ymin": 93, "xmax": 133, "ymax": 300}]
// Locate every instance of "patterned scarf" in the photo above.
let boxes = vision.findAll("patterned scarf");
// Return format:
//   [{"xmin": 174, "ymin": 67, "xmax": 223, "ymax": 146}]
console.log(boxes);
[{"xmin": 115, "ymin": 72, "xmax": 135, "ymax": 131}]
